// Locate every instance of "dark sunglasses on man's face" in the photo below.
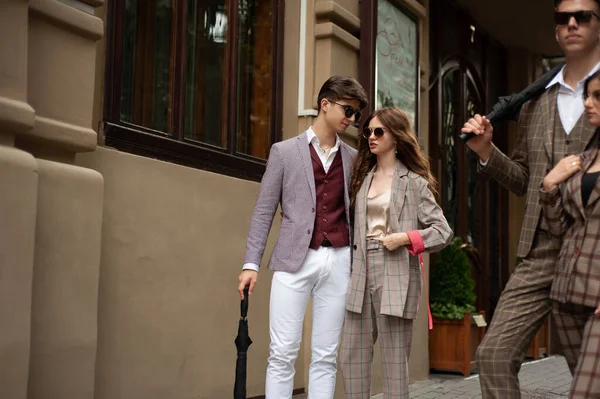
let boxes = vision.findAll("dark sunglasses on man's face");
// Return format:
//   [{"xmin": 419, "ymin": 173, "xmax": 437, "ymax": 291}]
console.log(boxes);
[
  {"xmin": 362, "ymin": 127, "xmax": 387, "ymax": 139},
  {"xmin": 329, "ymin": 100, "xmax": 362, "ymax": 122},
  {"xmin": 554, "ymin": 10, "xmax": 600, "ymax": 25}
]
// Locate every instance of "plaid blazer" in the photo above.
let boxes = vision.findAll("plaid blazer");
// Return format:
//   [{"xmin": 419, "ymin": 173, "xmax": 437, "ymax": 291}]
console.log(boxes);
[
  {"xmin": 540, "ymin": 139, "xmax": 600, "ymax": 309},
  {"xmin": 345, "ymin": 161, "xmax": 453, "ymax": 319},
  {"xmin": 480, "ymin": 85, "xmax": 597, "ymax": 258}
]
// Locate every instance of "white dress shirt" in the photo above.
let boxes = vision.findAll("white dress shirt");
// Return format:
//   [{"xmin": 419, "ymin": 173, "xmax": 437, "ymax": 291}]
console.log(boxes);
[
  {"xmin": 545, "ymin": 61, "xmax": 600, "ymax": 134},
  {"xmin": 242, "ymin": 127, "xmax": 342, "ymax": 272},
  {"xmin": 481, "ymin": 61, "xmax": 600, "ymax": 166}
]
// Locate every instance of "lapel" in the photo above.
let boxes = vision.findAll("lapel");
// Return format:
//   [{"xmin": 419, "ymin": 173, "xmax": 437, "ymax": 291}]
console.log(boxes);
[
  {"xmin": 340, "ymin": 143, "xmax": 352, "ymax": 192},
  {"xmin": 340, "ymin": 144, "xmax": 353, "ymax": 223},
  {"xmin": 565, "ymin": 142, "xmax": 599, "ymax": 219},
  {"xmin": 581, "ymin": 121, "xmax": 599, "ymax": 152},
  {"xmin": 388, "ymin": 160, "xmax": 409, "ymax": 233},
  {"xmin": 542, "ymin": 85, "xmax": 560, "ymax": 162},
  {"xmin": 581, "ymin": 137, "xmax": 600, "ymax": 209},
  {"xmin": 296, "ymin": 131, "xmax": 316, "ymax": 205}
]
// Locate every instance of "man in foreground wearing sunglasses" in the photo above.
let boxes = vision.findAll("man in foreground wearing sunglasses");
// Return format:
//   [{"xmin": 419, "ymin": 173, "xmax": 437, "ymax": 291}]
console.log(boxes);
[
  {"xmin": 461, "ymin": 0, "xmax": 600, "ymax": 397},
  {"xmin": 237, "ymin": 75, "xmax": 367, "ymax": 398}
]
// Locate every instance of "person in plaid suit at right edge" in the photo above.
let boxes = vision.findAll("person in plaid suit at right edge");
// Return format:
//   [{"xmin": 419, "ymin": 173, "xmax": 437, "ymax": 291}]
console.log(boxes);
[
  {"xmin": 539, "ymin": 70, "xmax": 600, "ymax": 398},
  {"xmin": 461, "ymin": 0, "xmax": 600, "ymax": 397}
]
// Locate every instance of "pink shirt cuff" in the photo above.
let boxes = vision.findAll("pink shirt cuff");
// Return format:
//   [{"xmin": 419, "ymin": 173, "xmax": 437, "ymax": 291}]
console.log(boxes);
[{"xmin": 406, "ymin": 230, "xmax": 425, "ymax": 255}]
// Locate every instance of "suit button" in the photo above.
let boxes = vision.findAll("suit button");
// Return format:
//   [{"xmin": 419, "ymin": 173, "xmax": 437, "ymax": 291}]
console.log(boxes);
[
  {"xmin": 566, "ymin": 140, "xmax": 571, "ymax": 145},
  {"xmin": 307, "ymin": 229, "xmax": 311, "ymax": 234},
  {"xmin": 323, "ymin": 218, "xmax": 327, "ymax": 223},
  {"xmin": 324, "ymin": 179, "xmax": 329, "ymax": 184},
  {"xmin": 324, "ymin": 193, "xmax": 328, "ymax": 197},
  {"xmin": 574, "ymin": 248, "xmax": 580, "ymax": 255},
  {"xmin": 312, "ymin": 208, "xmax": 315, "ymax": 212},
  {"xmin": 323, "ymin": 206, "xmax": 327, "ymax": 210},
  {"xmin": 353, "ymin": 245, "xmax": 357, "ymax": 250}
]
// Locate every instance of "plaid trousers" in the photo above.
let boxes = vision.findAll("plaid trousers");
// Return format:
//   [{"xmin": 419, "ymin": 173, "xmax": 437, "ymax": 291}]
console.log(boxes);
[
  {"xmin": 476, "ymin": 229, "xmax": 560, "ymax": 398},
  {"xmin": 552, "ymin": 302, "xmax": 600, "ymax": 399},
  {"xmin": 340, "ymin": 241, "xmax": 413, "ymax": 399}
]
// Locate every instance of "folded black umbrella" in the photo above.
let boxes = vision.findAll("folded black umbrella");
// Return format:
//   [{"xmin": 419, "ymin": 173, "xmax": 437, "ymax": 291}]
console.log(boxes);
[
  {"xmin": 234, "ymin": 286, "xmax": 252, "ymax": 399},
  {"xmin": 460, "ymin": 62, "xmax": 565, "ymax": 143}
]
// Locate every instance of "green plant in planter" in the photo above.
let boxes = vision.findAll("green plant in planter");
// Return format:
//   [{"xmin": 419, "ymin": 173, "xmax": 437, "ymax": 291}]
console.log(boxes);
[{"xmin": 430, "ymin": 237, "xmax": 476, "ymax": 320}]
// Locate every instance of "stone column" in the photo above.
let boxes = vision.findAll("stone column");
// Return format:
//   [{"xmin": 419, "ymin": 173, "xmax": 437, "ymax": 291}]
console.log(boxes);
[
  {"xmin": 0, "ymin": 1, "xmax": 38, "ymax": 399},
  {"xmin": 15, "ymin": 1, "xmax": 105, "ymax": 399}
]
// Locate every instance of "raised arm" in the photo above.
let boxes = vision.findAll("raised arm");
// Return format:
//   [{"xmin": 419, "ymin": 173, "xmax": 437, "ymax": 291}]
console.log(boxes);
[{"xmin": 461, "ymin": 113, "xmax": 529, "ymax": 196}]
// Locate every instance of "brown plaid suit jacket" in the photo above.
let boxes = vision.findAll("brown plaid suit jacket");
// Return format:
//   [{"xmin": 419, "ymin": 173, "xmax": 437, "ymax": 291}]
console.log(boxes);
[
  {"xmin": 540, "ymin": 139, "xmax": 600, "ymax": 309},
  {"xmin": 345, "ymin": 161, "xmax": 453, "ymax": 319},
  {"xmin": 480, "ymin": 85, "xmax": 598, "ymax": 258}
]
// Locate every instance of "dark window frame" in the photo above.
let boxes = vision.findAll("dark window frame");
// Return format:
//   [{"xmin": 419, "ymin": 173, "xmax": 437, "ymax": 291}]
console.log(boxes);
[
  {"xmin": 359, "ymin": 0, "xmax": 421, "ymax": 133},
  {"xmin": 103, "ymin": 0, "xmax": 285, "ymax": 181}
]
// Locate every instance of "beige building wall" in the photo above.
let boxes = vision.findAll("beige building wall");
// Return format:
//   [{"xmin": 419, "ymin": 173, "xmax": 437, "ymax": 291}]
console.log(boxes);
[
  {"xmin": 0, "ymin": 3, "xmax": 37, "ymax": 399},
  {"xmin": 0, "ymin": 1, "xmax": 105, "ymax": 399},
  {"xmin": 84, "ymin": 0, "xmax": 433, "ymax": 398},
  {"xmin": 0, "ymin": 0, "xmax": 434, "ymax": 398}
]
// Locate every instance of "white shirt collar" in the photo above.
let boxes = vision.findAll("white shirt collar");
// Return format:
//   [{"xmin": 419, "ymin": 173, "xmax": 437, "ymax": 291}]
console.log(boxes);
[
  {"xmin": 307, "ymin": 126, "xmax": 341, "ymax": 150},
  {"xmin": 545, "ymin": 61, "xmax": 600, "ymax": 90}
]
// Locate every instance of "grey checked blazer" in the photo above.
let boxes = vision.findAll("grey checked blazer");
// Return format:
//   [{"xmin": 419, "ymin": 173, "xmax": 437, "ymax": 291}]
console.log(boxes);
[
  {"xmin": 243, "ymin": 131, "xmax": 356, "ymax": 272},
  {"xmin": 480, "ymin": 85, "xmax": 597, "ymax": 258},
  {"xmin": 540, "ymin": 137, "xmax": 600, "ymax": 309},
  {"xmin": 345, "ymin": 161, "xmax": 453, "ymax": 319}
]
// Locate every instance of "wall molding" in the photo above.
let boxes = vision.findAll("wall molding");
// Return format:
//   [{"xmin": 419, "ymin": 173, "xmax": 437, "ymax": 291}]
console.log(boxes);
[
  {"xmin": 24, "ymin": 115, "xmax": 97, "ymax": 153},
  {"xmin": 315, "ymin": 22, "xmax": 360, "ymax": 52},
  {"xmin": 30, "ymin": 0, "xmax": 103, "ymax": 40},
  {"xmin": 315, "ymin": 1, "xmax": 360, "ymax": 37}
]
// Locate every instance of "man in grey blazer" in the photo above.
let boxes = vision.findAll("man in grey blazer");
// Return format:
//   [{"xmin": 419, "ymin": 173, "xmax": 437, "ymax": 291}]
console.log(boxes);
[{"xmin": 238, "ymin": 75, "xmax": 368, "ymax": 399}]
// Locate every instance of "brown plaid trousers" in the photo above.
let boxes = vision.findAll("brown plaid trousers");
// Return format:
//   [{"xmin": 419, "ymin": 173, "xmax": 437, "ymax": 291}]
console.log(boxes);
[
  {"xmin": 475, "ymin": 85, "xmax": 598, "ymax": 398},
  {"xmin": 540, "ymin": 141, "xmax": 600, "ymax": 398},
  {"xmin": 341, "ymin": 241, "xmax": 414, "ymax": 399},
  {"xmin": 552, "ymin": 302, "xmax": 600, "ymax": 399},
  {"xmin": 340, "ymin": 161, "xmax": 452, "ymax": 398}
]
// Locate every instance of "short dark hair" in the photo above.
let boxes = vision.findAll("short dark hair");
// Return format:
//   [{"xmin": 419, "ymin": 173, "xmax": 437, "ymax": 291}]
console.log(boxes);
[
  {"xmin": 554, "ymin": 0, "xmax": 600, "ymax": 9},
  {"xmin": 317, "ymin": 75, "xmax": 368, "ymax": 113},
  {"xmin": 583, "ymin": 69, "xmax": 600, "ymax": 99}
]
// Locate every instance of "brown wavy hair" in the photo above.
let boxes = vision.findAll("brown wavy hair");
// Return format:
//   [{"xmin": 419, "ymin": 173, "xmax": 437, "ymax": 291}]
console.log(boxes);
[{"xmin": 350, "ymin": 108, "xmax": 438, "ymax": 211}]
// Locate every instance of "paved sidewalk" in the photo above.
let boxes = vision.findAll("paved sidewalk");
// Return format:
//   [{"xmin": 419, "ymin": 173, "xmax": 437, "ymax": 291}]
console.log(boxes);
[
  {"xmin": 292, "ymin": 356, "xmax": 571, "ymax": 398},
  {"xmin": 376, "ymin": 356, "xmax": 572, "ymax": 399}
]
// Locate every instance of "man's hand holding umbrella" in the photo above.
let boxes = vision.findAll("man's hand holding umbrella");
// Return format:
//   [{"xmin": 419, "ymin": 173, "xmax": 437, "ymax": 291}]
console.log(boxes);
[
  {"xmin": 461, "ymin": 114, "xmax": 495, "ymax": 163},
  {"xmin": 238, "ymin": 270, "xmax": 258, "ymax": 300},
  {"xmin": 458, "ymin": 62, "xmax": 564, "ymax": 150}
]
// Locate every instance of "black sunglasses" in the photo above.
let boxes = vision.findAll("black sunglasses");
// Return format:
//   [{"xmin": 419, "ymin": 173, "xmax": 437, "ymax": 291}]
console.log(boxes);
[
  {"xmin": 329, "ymin": 100, "xmax": 362, "ymax": 122},
  {"xmin": 554, "ymin": 10, "xmax": 600, "ymax": 25},
  {"xmin": 362, "ymin": 127, "xmax": 387, "ymax": 139}
]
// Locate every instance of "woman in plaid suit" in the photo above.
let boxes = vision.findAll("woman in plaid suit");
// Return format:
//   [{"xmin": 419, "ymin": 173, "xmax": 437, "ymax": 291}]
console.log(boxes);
[
  {"xmin": 540, "ymin": 71, "xmax": 600, "ymax": 399},
  {"xmin": 340, "ymin": 108, "xmax": 453, "ymax": 398}
]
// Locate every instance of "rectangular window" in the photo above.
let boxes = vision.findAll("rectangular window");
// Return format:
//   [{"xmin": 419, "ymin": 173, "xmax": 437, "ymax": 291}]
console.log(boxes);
[{"xmin": 104, "ymin": 0, "xmax": 284, "ymax": 180}]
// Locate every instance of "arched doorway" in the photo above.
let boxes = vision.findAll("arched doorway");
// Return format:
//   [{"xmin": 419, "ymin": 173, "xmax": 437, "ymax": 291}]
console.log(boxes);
[{"xmin": 429, "ymin": 0, "xmax": 510, "ymax": 319}]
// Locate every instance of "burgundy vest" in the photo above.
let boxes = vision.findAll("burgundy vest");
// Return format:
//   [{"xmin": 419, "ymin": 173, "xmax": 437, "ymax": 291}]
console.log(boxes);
[{"xmin": 308, "ymin": 145, "xmax": 350, "ymax": 249}]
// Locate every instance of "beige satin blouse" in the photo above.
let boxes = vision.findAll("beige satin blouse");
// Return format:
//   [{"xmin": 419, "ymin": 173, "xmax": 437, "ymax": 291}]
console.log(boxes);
[{"xmin": 366, "ymin": 189, "xmax": 391, "ymax": 239}]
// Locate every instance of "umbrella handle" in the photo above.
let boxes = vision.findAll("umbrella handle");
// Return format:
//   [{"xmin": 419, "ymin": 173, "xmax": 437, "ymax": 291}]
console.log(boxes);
[
  {"xmin": 241, "ymin": 286, "xmax": 249, "ymax": 319},
  {"xmin": 460, "ymin": 110, "xmax": 498, "ymax": 143},
  {"xmin": 459, "ymin": 132, "xmax": 475, "ymax": 142}
]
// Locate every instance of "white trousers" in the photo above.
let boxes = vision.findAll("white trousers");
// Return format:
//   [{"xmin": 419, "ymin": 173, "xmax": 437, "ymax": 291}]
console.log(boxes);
[{"xmin": 265, "ymin": 246, "xmax": 351, "ymax": 399}]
